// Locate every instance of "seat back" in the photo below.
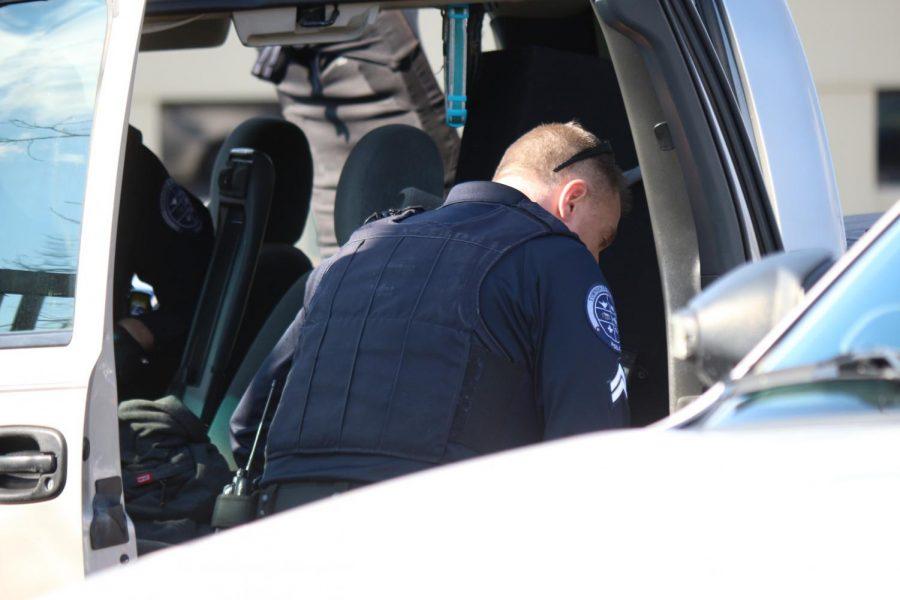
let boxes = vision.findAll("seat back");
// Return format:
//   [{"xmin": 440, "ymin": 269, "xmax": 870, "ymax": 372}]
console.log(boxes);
[
  {"xmin": 174, "ymin": 118, "xmax": 315, "ymax": 423},
  {"xmin": 216, "ymin": 118, "xmax": 315, "ymax": 387},
  {"xmin": 209, "ymin": 124, "xmax": 445, "ymax": 466},
  {"xmin": 456, "ymin": 47, "xmax": 638, "ymax": 182},
  {"xmin": 334, "ymin": 124, "xmax": 445, "ymax": 245},
  {"xmin": 172, "ymin": 148, "xmax": 275, "ymax": 418},
  {"xmin": 209, "ymin": 271, "xmax": 310, "ymax": 468}
]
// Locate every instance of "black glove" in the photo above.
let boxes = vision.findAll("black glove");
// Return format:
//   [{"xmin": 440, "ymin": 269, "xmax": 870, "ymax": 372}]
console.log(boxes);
[{"xmin": 114, "ymin": 323, "xmax": 153, "ymax": 401}]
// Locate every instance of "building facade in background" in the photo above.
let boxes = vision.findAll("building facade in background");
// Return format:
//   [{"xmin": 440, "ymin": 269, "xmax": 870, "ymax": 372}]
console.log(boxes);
[{"xmin": 790, "ymin": 0, "xmax": 900, "ymax": 215}]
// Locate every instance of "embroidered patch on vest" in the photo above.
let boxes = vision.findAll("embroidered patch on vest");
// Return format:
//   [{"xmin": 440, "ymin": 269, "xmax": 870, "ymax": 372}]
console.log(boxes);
[
  {"xmin": 159, "ymin": 178, "xmax": 202, "ymax": 234},
  {"xmin": 586, "ymin": 283, "xmax": 621, "ymax": 353}
]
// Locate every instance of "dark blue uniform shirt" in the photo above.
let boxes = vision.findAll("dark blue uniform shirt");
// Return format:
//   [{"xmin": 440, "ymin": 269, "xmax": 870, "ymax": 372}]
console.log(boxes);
[{"xmin": 231, "ymin": 182, "xmax": 629, "ymax": 484}]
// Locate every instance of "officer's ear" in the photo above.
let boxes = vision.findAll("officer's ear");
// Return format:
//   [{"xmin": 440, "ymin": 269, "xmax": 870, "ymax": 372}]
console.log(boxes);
[{"xmin": 557, "ymin": 178, "xmax": 588, "ymax": 223}]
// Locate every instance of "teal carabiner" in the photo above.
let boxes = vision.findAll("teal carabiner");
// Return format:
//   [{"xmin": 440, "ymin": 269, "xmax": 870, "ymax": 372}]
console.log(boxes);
[{"xmin": 444, "ymin": 5, "xmax": 469, "ymax": 128}]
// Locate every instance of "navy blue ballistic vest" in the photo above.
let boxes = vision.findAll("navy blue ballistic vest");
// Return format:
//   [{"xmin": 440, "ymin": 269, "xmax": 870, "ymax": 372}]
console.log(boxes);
[{"xmin": 264, "ymin": 186, "xmax": 579, "ymax": 468}]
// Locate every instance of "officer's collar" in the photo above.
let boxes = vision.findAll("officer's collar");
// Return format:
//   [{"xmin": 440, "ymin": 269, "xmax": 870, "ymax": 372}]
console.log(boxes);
[{"xmin": 444, "ymin": 181, "xmax": 532, "ymax": 207}]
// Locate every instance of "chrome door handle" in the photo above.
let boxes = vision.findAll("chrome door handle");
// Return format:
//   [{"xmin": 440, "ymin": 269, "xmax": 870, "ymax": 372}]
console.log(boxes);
[
  {"xmin": 0, "ymin": 426, "xmax": 66, "ymax": 504},
  {"xmin": 0, "ymin": 451, "xmax": 56, "ymax": 475}
]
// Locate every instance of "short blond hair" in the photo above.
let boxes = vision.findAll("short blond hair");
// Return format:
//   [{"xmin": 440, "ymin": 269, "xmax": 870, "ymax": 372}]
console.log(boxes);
[{"xmin": 493, "ymin": 121, "xmax": 628, "ymax": 212}]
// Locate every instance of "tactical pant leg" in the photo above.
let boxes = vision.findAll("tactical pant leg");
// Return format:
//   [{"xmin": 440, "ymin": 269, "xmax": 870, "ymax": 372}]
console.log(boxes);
[{"xmin": 274, "ymin": 11, "xmax": 460, "ymax": 256}]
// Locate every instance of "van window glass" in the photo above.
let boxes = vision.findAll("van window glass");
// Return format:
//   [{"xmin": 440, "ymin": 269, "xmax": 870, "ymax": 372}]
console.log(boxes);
[
  {"xmin": 0, "ymin": 0, "xmax": 107, "ymax": 345},
  {"xmin": 877, "ymin": 91, "xmax": 900, "ymax": 186}
]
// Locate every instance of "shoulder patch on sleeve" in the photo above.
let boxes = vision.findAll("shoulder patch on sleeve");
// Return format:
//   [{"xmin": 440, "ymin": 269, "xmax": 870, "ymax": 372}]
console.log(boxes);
[
  {"xmin": 159, "ymin": 178, "xmax": 203, "ymax": 234},
  {"xmin": 586, "ymin": 283, "xmax": 621, "ymax": 353}
]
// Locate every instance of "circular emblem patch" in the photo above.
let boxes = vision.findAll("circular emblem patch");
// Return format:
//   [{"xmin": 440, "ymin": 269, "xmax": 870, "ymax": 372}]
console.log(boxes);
[
  {"xmin": 586, "ymin": 284, "xmax": 621, "ymax": 353},
  {"xmin": 159, "ymin": 178, "xmax": 202, "ymax": 234}
]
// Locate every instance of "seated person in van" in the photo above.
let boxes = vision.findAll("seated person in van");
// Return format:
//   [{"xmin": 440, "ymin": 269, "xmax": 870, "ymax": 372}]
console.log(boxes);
[
  {"xmin": 114, "ymin": 126, "xmax": 214, "ymax": 400},
  {"xmin": 230, "ymin": 122, "xmax": 630, "ymax": 512}
]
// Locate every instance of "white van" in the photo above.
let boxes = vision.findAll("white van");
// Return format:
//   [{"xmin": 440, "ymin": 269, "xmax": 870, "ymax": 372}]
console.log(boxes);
[{"xmin": 0, "ymin": 0, "xmax": 845, "ymax": 596}]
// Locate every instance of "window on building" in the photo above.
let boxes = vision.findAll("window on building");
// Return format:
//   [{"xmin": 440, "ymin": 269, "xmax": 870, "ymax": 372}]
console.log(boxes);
[
  {"xmin": 162, "ymin": 103, "xmax": 281, "ymax": 200},
  {"xmin": 877, "ymin": 91, "xmax": 900, "ymax": 185}
]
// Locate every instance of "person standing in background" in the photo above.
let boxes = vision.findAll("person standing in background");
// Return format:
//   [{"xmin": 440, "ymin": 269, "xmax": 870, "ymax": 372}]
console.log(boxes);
[{"xmin": 253, "ymin": 10, "xmax": 460, "ymax": 257}]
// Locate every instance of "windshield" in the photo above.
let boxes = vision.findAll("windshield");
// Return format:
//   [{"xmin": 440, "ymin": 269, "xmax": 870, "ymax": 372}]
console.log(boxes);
[
  {"xmin": 754, "ymin": 215, "xmax": 900, "ymax": 373},
  {"xmin": 0, "ymin": 0, "xmax": 107, "ymax": 343},
  {"xmin": 698, "ymin": 380, "xmax": 900, "ymax": 429}
]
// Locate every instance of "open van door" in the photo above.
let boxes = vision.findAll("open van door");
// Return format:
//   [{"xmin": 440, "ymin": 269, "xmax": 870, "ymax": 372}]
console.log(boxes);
[
  {"xmin": 695, "ymin": 0, "xmax": 846, "ymax": 255},
  {"xmin": 0, "ymin": 0, "xmax": 145, "ymax": 596},
  {"xmin": 593, "ymin": 0, "xmax": 845, "ymax": 410}
]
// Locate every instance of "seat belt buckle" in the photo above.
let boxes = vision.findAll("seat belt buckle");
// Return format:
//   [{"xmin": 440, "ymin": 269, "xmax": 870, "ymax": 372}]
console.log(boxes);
[{"xmin": 217, "ymin": 148, "xmax": 257, "ymax": 204}]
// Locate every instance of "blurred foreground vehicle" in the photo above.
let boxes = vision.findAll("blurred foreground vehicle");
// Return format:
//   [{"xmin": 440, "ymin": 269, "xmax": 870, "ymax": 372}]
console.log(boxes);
[{"xmin": 68, "ymin": 202, "xmax": 900, "ymax": 600}]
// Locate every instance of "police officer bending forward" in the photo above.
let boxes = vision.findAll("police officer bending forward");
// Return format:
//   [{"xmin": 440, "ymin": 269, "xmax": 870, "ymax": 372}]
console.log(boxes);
[{"xmin": 231, "ymin": 122, "xmax": 630, "ymax": 513}]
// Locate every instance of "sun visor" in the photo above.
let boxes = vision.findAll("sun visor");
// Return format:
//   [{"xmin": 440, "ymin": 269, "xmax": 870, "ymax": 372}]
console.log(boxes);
[
  {"xmin": 232, "ymin": 4, "xmax": 379, "ymax": 46},
  {"xmin": 140, "ymin": 15, "xmax": 231, "ymax": 51}
]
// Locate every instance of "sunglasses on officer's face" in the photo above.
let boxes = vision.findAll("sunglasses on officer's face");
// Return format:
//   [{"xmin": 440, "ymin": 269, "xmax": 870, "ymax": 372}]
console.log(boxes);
[{"xmin": 553, "ymin": 140, "xmax": 615, "ymax": 173}]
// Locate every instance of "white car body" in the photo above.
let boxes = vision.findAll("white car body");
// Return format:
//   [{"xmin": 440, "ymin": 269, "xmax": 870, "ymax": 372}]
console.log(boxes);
[
  {"xmin": 65, "ymin": 202, "xmax": 900, "ymax": 599},
  {"xmin": 69, "ymin": 420, "xmax": 900, "ymax": 599}
]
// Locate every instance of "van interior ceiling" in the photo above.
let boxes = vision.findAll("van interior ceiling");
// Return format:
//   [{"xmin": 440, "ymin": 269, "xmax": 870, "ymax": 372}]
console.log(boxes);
[{"xmin": 122, "ymin": 2, "xmax": 674, "ymax": 517}]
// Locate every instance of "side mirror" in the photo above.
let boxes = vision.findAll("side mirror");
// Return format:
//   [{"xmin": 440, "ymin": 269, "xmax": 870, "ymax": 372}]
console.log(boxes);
[{"xmin": 671, "ymin": 249, "xmax": 834, "ymax": 385}]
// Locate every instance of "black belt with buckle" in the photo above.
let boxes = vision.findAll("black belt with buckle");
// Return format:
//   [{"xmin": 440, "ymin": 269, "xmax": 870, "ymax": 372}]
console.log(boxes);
[{"xmin": 256, "ymin": 480, "xmax": 365, "ymax": 518}]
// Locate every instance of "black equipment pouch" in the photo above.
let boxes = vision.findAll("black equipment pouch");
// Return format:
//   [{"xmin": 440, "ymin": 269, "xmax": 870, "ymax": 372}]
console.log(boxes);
[
  {"xmin": 211, "ymin": 487, "xmax": 259, "ymax": 529},
  {"xmin": 252, "ymin": 47, "xmax": 290, "ymax": 84},
  {"xmin": 118, "ymin": 396, "xmax": 232, "ymax": 549}
]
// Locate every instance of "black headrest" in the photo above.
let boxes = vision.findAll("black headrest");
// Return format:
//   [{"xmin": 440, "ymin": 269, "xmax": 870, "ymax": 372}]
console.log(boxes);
[
  {"xmin": 115, "ymin": 126, "xmax": 214, "ymax": 319},
  {"xmin": 210, "ymin": 117, "xmax": 313, "ymax": 245},
  {"xmin": 119, "ymin": 126, "xmax": 211, "ymax": 242},
  {"xmin": 334, "ymin": 125, "xmax": 444, "ymax": 246},
  {"xmin": 456, "ymin": 47, "xmax": 637, "ymax": 183},
  {"xmin": 115, "ymin": 126, "xmax": 175, "ymax": 310},
  {"xmin": 122, "ymin": 126, "xmax": 170, "ymax": 210}
]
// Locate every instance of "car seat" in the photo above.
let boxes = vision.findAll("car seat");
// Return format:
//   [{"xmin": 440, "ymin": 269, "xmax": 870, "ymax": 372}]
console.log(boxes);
[
  {"xmin": 209, "ymin": 124, "xmax": 445, "ymax": 466},
  {"xmin": 172, "ymin": 118, "xmax": 314, "ymax": 423},
  {"xmin": 333, "ymin": 124, "xmax": 445, "ymax": 244},
  {"xmin": 213, "ymin": 118, "xmax": 315, "ymax": 387},
  {"xmin": 457, "ymin": 46, "xmax": 668, "ymax": 425}
]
